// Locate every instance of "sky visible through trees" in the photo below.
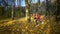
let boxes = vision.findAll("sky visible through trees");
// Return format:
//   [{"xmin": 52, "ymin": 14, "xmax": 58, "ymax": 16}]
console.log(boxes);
[{"xmin": 0, "ymin": 0, "xmax": 45, "ymax": 7}]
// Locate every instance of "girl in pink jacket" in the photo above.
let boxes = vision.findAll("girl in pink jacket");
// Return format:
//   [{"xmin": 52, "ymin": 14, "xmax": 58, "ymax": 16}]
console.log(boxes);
[{"xmin": 35, "ymin": 13, "xmax": 41, "ymax": 25}]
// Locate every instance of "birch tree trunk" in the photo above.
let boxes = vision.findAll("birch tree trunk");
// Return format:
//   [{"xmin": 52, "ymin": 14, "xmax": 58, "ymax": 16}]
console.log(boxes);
[{"xmin": 11, "ymin": 4, "xmax": 14, "ymax": 20}]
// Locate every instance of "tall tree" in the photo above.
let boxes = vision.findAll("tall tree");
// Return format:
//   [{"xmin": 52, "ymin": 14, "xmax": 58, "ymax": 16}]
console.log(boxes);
[
  {"xmin": 1, "ymin": 0, "xmax": 8, "ymax": 16},
  {"xmin": 10, "ymin": 0, "xmax": 15, "ymax": 20},
  {"xmin": 25, "ymin": 0, "xmax": 32, "ymax": 22},
  {"xmin": 56, "ymin": 0, "xmax": 60, "ymax": 22}
]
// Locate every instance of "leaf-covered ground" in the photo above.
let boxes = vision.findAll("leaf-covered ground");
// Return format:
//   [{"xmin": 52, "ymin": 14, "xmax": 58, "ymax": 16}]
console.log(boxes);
[{"xmin": 0, "ymin": 16, "xmax": 60, "ymax": 34}]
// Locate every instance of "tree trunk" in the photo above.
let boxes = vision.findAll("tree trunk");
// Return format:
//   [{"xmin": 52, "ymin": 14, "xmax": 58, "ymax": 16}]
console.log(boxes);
[{"xmin": 12, "ymin": 5, "xmax": 14, "ymax": 20}]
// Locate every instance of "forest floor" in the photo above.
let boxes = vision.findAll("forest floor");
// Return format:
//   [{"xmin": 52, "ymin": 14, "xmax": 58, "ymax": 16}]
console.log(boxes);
[{"xmin": 0, "ymin": 15, "xmax": 60, "ymax": 34}]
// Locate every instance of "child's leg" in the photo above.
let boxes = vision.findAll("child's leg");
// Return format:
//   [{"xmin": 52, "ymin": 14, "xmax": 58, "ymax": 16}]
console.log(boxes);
[
  {"xmin": 39, "ymin": 20, "xmax": 42, "ymax": 24},
  {"xmin": 36, "ymin": 20, "xmax": 38, "ymax": 25}
]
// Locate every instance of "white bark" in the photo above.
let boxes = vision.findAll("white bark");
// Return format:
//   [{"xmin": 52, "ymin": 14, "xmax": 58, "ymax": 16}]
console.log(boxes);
[{"xmin": 12, "ymin": 5, "xmax": 14, "ymax": 19}]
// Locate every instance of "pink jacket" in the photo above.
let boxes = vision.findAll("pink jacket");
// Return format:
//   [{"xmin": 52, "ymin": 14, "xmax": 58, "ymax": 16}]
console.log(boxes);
[{"xmin": 37, "ymin": 14, "xmax": 40, "ymax": 21}]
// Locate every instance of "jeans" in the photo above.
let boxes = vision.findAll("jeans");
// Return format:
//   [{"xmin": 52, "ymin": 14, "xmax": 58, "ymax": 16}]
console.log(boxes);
[
  {"xmin": 36, "ymin": 19, "xmax": 42, "ymax": 25},
  {"xmin": 36, "ymin": 19, "xmax": 38, "ymax": 25}
]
